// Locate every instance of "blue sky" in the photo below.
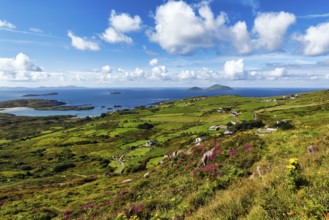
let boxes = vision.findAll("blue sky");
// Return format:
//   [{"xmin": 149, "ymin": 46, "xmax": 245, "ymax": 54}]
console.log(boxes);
[{"xmin": 1, "ymin": 0, "xmax": 329, "ymax": 87}]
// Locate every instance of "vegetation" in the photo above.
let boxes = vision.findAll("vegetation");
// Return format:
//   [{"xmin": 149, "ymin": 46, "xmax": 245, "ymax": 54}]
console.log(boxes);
[
  {"xmin": 0, "ymin": 99, "xmax": 94, "ymax": 111},
  {"xmin": 0, "ymin": 90, "xmax": 328, "ymax": 219}
]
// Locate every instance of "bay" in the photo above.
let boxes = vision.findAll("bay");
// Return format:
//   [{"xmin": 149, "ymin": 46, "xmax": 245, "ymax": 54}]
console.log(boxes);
[{"xmin": 0, "ymin": 87, "xmax": 323, "ymax": 117}]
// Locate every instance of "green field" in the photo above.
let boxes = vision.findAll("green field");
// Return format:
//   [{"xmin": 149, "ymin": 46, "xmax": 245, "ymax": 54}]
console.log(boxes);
[{"xmin": 0, "ymin": 90, "xmax": 328, "ymax": 219}]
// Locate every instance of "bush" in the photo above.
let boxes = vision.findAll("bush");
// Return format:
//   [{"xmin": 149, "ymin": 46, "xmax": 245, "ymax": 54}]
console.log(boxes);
[
  {"xmin": 137, "ymin": 123, "xmax": 154, "ymax": 130},
  {"xmin": 233, "ymin": 120, "xmax": 265, "ymax": 131},
  {"xmin": 52, "ymin": 163, "xmax": 75, "ymax": 173}
]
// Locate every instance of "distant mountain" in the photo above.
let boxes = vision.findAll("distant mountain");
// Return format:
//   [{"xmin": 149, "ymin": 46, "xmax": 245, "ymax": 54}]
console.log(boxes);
[
  {"xmin": 188, "ymin": 84, "xmax": 233, "ymax": 91},
  {"xmin": 206, "ymin": 84, "xmax": 233, "ymax": 91},
  {"xmin": 188, "ymin": 86, "xmax": 203, "ymax": 91}
]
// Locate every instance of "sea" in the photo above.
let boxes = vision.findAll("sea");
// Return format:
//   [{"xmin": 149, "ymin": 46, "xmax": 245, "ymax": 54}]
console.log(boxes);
[{"xmin": 0, "ymin": 87, "xmax": 324, "ymax": 118}]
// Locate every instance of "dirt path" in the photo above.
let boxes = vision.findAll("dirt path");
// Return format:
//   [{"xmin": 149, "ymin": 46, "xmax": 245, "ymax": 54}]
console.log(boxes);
[{"xmin": 116, "ymin": 153, "xmax": 126, "ymax": 174}]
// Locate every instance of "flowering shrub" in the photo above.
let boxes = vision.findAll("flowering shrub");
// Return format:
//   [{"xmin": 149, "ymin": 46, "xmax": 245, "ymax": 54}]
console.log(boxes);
[
  {"xmin": 208, "ymin": 143, "xmax": 222, "ymax": 161},
  {"xmin": 286, "ymin": 158, "xmax": 301, "ymax": 190},
  {"xmin": 63, "ymin": 210, "xmax": 73, "ymax": 219},
  {"xmin": 80, "ymin": 203, "xmax": 95, "ymax": 209},
  {"xmin": 229, "ymin": 149, "xmax": 237, "ymax": 157},
  {"xmin": 193, "ymin": 163, "xmax": 220, "ymax": 178},
  {"xmin": 245, "ymin": 144, "xmax": 252, "ymax": 152}
]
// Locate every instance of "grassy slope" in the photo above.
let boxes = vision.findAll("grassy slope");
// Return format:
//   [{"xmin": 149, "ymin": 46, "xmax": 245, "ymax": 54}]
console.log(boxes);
[{"xmin": 0, "ymin": 91, "xmax": 328, "ymax": 219}]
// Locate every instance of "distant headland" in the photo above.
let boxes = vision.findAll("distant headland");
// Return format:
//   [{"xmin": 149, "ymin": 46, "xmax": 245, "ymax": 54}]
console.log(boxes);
[{"xmin": 188, "ymin": 84, "xmax": 233, "ymax": 91}]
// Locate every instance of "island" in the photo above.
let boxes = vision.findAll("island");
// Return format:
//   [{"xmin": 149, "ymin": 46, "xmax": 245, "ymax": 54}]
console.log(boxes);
[
  {"xmin": 110, "ymin": 92, "xmax": 121, "ymax": 95},
  {"xmin": 0, "ymin": 99, "xmax": 94, "ymax": 111},
  {"xmin": 188, "ymin": 86, "xmax": 203, "ymax": 91},
  {"xmin": 206, "ymin": 84, "xmax": 233, "ymax": 91},
  {"xmin": 22, "ymin": 92, "xmax": 58, "ymax": 97},
  {"xmin": 188, "ymin": 84, "xmax": 233, "ymax": 91}
]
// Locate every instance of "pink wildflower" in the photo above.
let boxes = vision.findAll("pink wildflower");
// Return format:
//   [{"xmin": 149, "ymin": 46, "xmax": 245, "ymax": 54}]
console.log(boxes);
[
  {"xmin": 245, "ymin": 144, "xmax": 252, "ymax": 152},
  {"xmin": 229, "ymin": 149, "xmax": 237, "ymax": 157}
]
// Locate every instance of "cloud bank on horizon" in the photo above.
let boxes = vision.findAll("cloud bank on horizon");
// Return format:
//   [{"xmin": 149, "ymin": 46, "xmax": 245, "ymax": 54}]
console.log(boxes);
[{"xmin": 0, "ymin": 0, "xmax": 329, "ymax": 87}]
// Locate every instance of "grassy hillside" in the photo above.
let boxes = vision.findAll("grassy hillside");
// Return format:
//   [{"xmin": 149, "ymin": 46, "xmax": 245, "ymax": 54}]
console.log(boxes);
[{"xmin": 0, "ymin": 90, "xmax": 328, "ymax": 219}]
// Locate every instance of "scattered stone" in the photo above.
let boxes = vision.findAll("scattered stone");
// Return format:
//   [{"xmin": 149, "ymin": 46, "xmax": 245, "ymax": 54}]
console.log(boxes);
[
  {"xmin": 122, "ymin": 179, "xmax": 132, "ymax": 183},
  {"xmin": 307, "ymin": 145, "xmax": 318, "ymax": 154},
  {"xmin": 143, "ymin": 172, "xmax": 149, "ymax": 178}
]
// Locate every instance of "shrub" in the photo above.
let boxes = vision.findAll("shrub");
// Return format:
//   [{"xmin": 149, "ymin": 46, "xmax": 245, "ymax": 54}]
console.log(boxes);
[
  {"xmin": 52, "ymin": 163, "xmax": 75, "ymax": 173},
  {"xmin": 137, "ymin": 123, "xmax": 154, "ymax": 130}
]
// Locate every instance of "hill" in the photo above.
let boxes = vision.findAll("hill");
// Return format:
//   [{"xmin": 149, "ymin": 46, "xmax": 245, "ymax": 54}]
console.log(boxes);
[
  {"xmin": 0, "ymin": 90, "xmax": 328, "ymax": 219},
  {"xmin": 207, "ymin": 84, "xmax": 233, "ymax": 91},
  {"xmin": 188, "ymin": 86, "xmax": 203, "ymax": 91}
]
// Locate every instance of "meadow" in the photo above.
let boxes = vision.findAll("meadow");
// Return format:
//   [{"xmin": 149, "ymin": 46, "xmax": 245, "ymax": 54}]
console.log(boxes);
[{"xmin": 0, "ymin": 90, "xmax": 328, "ymax": 219}]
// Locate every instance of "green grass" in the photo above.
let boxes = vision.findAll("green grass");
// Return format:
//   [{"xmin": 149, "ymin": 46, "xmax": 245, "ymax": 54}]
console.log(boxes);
[{"xmin": 0, "ymin": 90, "xmax": 328, "ymax": 219}]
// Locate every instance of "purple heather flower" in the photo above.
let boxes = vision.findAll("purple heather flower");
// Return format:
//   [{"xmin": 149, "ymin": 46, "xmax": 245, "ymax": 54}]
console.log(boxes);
[
  {"xmin": 245, "ymin": 144, "xmax": 252, "ymax": 152},
  {"xmin": 229, "ymin": 149, "xmax": 237, "ymax": 157},
  {"xmin": 131, "ymin": 203, "xmax": 143, "ymax": 213}
]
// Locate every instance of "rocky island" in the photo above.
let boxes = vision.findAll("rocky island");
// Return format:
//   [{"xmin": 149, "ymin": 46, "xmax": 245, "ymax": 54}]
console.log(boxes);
[
  {"xmin": 0, "ymin": 99, "xmax": 94, "ymax": 111},
  {"xmin": 188, "ymin": 84, "xmax": 233, "ymax": 91}
]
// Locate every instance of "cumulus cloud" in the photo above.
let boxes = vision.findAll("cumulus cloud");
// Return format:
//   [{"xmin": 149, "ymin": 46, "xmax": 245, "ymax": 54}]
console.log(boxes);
[
  {"xmin": 223, "ymin": 59, "xmax": 245, "ymax": 79},
  {"xmin": 149, "ymin": 58, "xmax": 158, "ymax": 66},
  {"xmin": 102, "ymin": 10, "xmax": 142, "ymax": 44},
  {"xmin": 253, "ymin": 11, "xmax": 296, "ymax": 51},
  {"xmin": 230, "ymin": 21, "xmax": 252, "ymax": 54},
  {"xmin": 148, "ymin": 1, "xmax": 226, "ymax": 54},
  {"xmin": 151, "ymin": 65, "xmax": 168, "ymax": 80},
  {"xmin": 68, "ymin": 31, "xmax": 100, "ymax": 51},
  {"xmin": 295, "ymin": 22, "xmax": 329, "ymax": 56},
  {"xmin": 178, "ymin": 70, "xmax": 196, "ymax": 80},
  {"xmin": 101, "ymin": 65, "xmax": 112, "ymax": 73},
  {"xmin": 0, "ymin": 19, "xmax": 16, "ymax": 29},
  {"xmin": 248, "ymin": 67, "xmax": 288, "ymax": 80},
  {"xmin": 0, "ymin": 53, "xmax": 48, "ymax": 81}
]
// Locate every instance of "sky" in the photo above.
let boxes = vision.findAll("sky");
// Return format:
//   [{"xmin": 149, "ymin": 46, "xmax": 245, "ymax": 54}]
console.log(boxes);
[{"xmin": 1, "ymin": 0, "xmax": 329, "ymax": 88}]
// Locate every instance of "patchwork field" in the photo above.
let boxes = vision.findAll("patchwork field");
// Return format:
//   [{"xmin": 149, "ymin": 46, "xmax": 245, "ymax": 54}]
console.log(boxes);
[{"xmin": 0, "ymin": 90, "xmax": 328, "ymax": 219}]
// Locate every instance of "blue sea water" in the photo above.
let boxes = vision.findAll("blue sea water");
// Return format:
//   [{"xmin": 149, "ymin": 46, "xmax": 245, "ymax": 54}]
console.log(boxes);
[{"xmin": 0, "ymin": 87, "xmax": 324, "ymax": 117}]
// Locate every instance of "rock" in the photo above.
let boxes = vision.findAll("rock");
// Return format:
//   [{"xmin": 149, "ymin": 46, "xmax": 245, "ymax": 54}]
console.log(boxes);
[
  {"xmin": 143, "ymin": 172, "xmax": 149, "ymax": 178},
  {"xmin": 307, "ymin": 145, "xmax": 318, "ymax": 154},
  {"xmin": 122, "ymin": 179, "xmax": 132, "ymax": 183}
]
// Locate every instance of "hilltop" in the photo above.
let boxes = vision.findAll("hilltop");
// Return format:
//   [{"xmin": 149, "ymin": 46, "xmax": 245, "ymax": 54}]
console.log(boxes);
[
  {"xmin": 188, "ymin": 84, "xmax": 233, "ymax": 91},
  {"xmin": 0, "ymin": 90, "xmax": 328, "ymax": 219}
]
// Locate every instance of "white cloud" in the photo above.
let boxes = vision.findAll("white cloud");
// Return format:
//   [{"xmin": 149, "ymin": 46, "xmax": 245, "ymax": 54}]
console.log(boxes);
[
  {"xmin": 253, "ymin": 11, "xmax": 296, "ymax": 51},
  {"xmin": 267, "ymin": 67, "xmax": 286, "ymax": 78},
  {"xmin": 148, "ymin": 1, "xmax": 226, "ymax": 54},
  {"xmin": 0, "ymin": 53, "xmax": 42, "ymax": 72},
  {"xmin": 230, "ymin": 21, "xmax": 252, "ymax": 54},
  {"xmin": 295, "ymin": 22, "xmax": 329, "ymax": 56},
  {"xmin": 101, "ymin": 65, "xmax": 112, "ymax": 73},
  {"xmin": 0, "ymin": 19, "xmax": 16, "ymax": 29},
  {"xmin": 248, "ymin": 67, "xmax": 288, "ymax": 80},
  {"xmin": 149, "ymin": 58, "xmax": 158, "ymax": 66},
  {"xmin": 223, "ymin": 59, "xmax": 245, "ymax": 79},
  {"xmin": 67, "ymin": 31, "xmax": 100, "ymax": 51},
  {"xmin": 178, "ymin": 70, "xmax": 196, "ymax": 80},
  {"xmin": 102, "ymin": 27, "xmax": 133, "ymax": 44},
  {"xmin": 152, "ymin": 65, "xmax": 167, "ymax": 75},
  {"xmin": 151, "ymin": 65, "xmax": 168, "ymax": 80},
  {"xmin": 29, "ymin": 28, "xmax": 43, "ymax": 33},
  {"xmin": 109, "ymin": 10, "xmax": 142, "ymax": 33},
  {"xmin": 124, "ymin": 68, "xmax": 146, "ymax": 81},
  {"xmin": 102, "ymin": 10, "xmax": 142, "ymax": 44},
  {"xmin": 0, "ymin": 53, "xmax": 48, "ymax": 81}
]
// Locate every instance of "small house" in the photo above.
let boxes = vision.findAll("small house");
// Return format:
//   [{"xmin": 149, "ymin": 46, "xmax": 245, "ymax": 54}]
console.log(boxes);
[
  {"xmin": 224, "ymin": 130, "xmax": 233, "ymax": 135},
  {"xmin": 194, "ymin": 137, "xmax": 203, "ymax": 145},
  {"xmin": 145, "ymin": 141, "xmax": 156, "ymax": 147}
]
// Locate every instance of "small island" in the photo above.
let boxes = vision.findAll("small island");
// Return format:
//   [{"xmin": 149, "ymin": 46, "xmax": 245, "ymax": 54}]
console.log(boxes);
[
  {"xmin": 207, "ymin": 84, "xmax": 233, "ymax": 91},
  {"xmin": 188, "ymin": 84, "xmax": 233, "ymax": 91},
  {"xmin": 22, "ymin": 92, "xmax": 58, "ymax": 97},
  {"xmin": 0, "ymin": 99, "xmax": 94, "ymax": 111},
  {"xmin": 110, "ymin": 92, "xmax": 121, "ymax": 95},
  {"xmin": 188, "ymin": 86, "xmax": 203, "ymax": 91}
]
